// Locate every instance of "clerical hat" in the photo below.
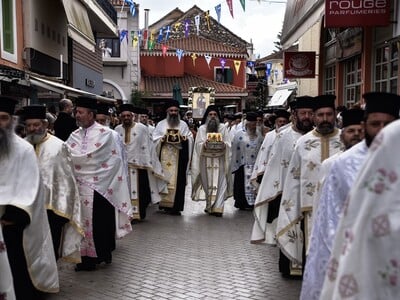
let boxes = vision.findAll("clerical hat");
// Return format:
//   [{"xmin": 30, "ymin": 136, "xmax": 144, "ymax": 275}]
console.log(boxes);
[
  {"xmin": 274, "ymin": 109, "xmax": 291, "ymax": 120},
  {"xmin": 313, "ymin": 94, "xmax": 336, "ymax": 111},
  {"xmin": 293, "ymin": 96, "xmax": 315, "ymax": 109},
  {"xmin": 341, "ymin": 108, "xmax": 365, "ymax": 128},
  {"xmin": 246, "ymin": 112, "xmax": 258, "ymax": 122},
  {"xmin": 363, "ymin": 92, "xmax": 400, "ymax": 118},
  {"xmin": 201, "ymin": 105, "xmax": 221, "ymax": 125},
  {"xmin": 75, "ymin": 95, "xmax": 98, "ymax": 110},
  {"xmin": 97, "ymin": 102, "xmax": 112, "ymax": 115},
  {"xmin": 119, "ymin": 104, "xmax": 134, "ymax": 113},
  {"xmin": 23, "ymin": 105, "xmax": 46, "ymax": 120},
  {"xmin": 0, "ymin": 96, "xmax": 17, "ymax": 115},
  {"xmin": 164, "ymin": 100, "xmax": 180, "ymax": 110}
]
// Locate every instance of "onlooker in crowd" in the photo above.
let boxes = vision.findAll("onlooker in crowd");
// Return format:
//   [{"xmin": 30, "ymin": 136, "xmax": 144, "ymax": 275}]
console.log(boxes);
[
  {"xmin": 0, "ymin": 96, "xmax": 59, "ymax": 299},
  {"xmin": 192, "ymin": 105, "xmax": 231, "ymax": 217},
  {"xmin": 115, "ymin": 104, "xmax": 167, "ymax": 221},
  {"xmin": 65, "ymin": 95, "xmax": 133, "ymax": 271},
  {"xmin": 153, "ymin": 100, "xmax": 193, "ymax": 216},
  {"xmin": 231, "ymin": 112, "xmax": 264, "ymax": 210},
  {"xmin": 54, "ymin": 98, "xmax": 77, "ymax": 141},
  {"xmin": 276, "ymin": 94, "xmax": 342, "ymax": 277},
  {"xmin": 303, "ymin": 92, "xmax": 400, "ymax": 299},
  {"xmin": 23, "ymin": 105, "xmax": 83, "ymax": 261}
]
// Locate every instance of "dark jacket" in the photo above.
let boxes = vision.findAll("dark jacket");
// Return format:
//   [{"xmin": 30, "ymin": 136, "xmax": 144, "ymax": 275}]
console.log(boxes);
[{"xmin": 54, "ymin": 112, "xmax": 78, "ymax": 141}]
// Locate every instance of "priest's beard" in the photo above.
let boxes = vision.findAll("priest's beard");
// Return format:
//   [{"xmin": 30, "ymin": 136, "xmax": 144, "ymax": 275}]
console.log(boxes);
[
  {"xmin": 167, "ymin": 113, "xmax": 180, "ymax": 127},
  {"xmin": 316, "ymin": 121, "xmax": 335, "ymax": 135},
  {"xmin": 0, "ymin": 125, "xmax": 13, "ymax": 161},
  {"xmin": 246, "ymin": 127, "xmax": 257, "ymax": 137},
  {"xmin": 206, "ymin": 117, "xmax": 219, "ymax": 133},
  {"xmin": 26, "ymin": 129, "xmax": 46, "ymax": 145}
]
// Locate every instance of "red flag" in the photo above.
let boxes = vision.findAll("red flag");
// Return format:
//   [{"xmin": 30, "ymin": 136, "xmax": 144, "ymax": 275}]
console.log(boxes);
[{"xmin": 226, "ymin": 0, "xmax": 234, "ymax": 18}]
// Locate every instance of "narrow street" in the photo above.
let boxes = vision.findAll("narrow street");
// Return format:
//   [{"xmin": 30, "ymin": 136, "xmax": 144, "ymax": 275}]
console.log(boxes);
[{"xmin": 48, "ymin": 179, "xmax": 301, "ymax": 300}]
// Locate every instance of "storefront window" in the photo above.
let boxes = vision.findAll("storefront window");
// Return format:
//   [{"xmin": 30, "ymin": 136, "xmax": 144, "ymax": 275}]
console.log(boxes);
[
  {"xmin": 324, "ymin": 65, "xmax": 336, "ymax": 95},
  {"xmin": 344, "ymin": 55, "xmax": 361, "ymax": 107},
  {"xmin": 374, "ymin": 41, "xmax": 398, "ymax": 93}
]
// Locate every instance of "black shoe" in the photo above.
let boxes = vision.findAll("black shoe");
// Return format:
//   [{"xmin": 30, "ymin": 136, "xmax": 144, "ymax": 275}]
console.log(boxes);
[
  {"xmin": 75, "ymin": 263, "xmax": 96, "ymax": 272},
  {"xmin": 211, "ymin": 212, "xmax": 223, "ymax": 217}
]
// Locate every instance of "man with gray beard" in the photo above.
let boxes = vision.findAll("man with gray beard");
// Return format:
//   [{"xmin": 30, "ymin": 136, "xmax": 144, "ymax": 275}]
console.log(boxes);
[
  {"xmin": 153, "ymin": 100, "xmax": 193, "ymax": 216},
  {"xmin": 231, "ymin": 112, "xmax": 264, "ymax": 210},
  {"xmin": 191, "ymin": 106, "xmax": 231, "ymax": 217},
  {"xmin": 0, "ymin": 97, "xmax": 59, "ymax": 299},
  {"xmin": 23, "ymin": 105, "xmax": 83, "ymax": 262}
]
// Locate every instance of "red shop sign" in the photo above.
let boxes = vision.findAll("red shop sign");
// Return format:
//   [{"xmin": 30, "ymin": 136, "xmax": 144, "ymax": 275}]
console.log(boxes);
[
  {"xmin": 284, "ymin": 51, "xmax": 316, "ymax": 79},
  {"xmin": 325, "ymin": 0, "xmax": 390, "ymax": 27}
]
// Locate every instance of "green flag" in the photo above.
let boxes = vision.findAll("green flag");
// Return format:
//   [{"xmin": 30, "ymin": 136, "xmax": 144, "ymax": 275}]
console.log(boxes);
[{"xmin": 239, "ymin": 0, "xmax": 245, "ymax": 12}]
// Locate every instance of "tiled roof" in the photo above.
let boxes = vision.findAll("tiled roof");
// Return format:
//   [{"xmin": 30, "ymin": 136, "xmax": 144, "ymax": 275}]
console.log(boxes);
[
  {"xmin": 141, "ymin": 35, "xmax": 248, "ymax": 58},
  {"xmin": 141, "ymin": 74, "xmax": 247, "ymax": 99}
]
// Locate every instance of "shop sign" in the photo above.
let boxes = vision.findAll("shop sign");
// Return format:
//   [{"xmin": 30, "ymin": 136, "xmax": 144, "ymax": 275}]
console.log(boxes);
[
  {"xmin": 284, "ymin": 51, "xmax": 316, "ymax": 78},
  {"xmin": 325, "ymin": 0, "xmax": 390, "ymax": 27}
]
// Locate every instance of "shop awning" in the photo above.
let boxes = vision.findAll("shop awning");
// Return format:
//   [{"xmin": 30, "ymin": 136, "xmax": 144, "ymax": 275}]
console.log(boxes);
[
  {"xmin": 62, "ymin": 0, "xmax": 95, "ymax": 51},
  {"xmin": 267, "ymin": 89, "xmax": 294, "ymax": 107},
  {"xmin": 29, "ymin": 75, "xmax": 115, "ymax": 103}
]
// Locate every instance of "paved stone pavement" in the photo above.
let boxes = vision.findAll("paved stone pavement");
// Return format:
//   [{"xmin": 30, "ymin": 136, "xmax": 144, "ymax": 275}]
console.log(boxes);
[{"xmin": 47, "ymin": 180, "xmax": 301, "ymax": 300}]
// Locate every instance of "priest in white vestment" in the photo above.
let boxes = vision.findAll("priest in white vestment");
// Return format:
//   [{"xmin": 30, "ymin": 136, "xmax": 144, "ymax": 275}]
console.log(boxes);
[
  {"xmin": 250, "ymin": 97, "xmax": 315, "ymax": 250},
  {"xmin": 276, "ymin": 94, "xmax": 342, "ymax": 276},
  {"xmin": 320, "ymin": 117, "xmax": 400, "ymax": 299},
  {"xmin": 66, "ymin": 96, "xmax": 133, "ymax": 271},
  {"xmin": 115, "ymin": 104, "xmax": 167, "ymax": 220},
  {"xmin": 302, "ymin": 93, "xmax": 400, "ymax": 299},
  {"xmin": 192, "ymin": 106, "xmax": 231, "ymax": 217},
  {"xmin": 250, "ymin": 109, "xmax": 291, "ymax": 189},
  {"xmin": 231, "ymin": 112, "xmax": 264, "ymax": 210},
  {"xmin": 153, "ymin": 100, "xmax": 193, "ymax": 216},
  {"xmin": 23, "ymin": 105, "xmax": 83, "ymax": 262},
  {"xmin": 0, "ymin": 96, "xmax": 59, "ymax": 298}
]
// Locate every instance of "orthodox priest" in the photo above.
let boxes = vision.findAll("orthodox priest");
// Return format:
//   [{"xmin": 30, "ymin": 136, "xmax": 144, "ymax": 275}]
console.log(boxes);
[
  {"xmin": 23, "ymin": 105, "xmax": 83, "ymax": 261},
  {"xmin": 276, "ymin": 94, "xmax": 342, "ymax": 277},
  {"xmin": 250, "ymin": 108, "xmax": 291, "ymax": 188},
  {"xmin": 191, "ymin": 105, "xmax": 231, "ymax": 217},
  {"xmin": 320, "ymin": 118, "xmax": 400, "ymax": 299},
  {"xmin": 66, "ymin": 95, "xmax": 133, "ymax": 271},
  {"xmin": 302, "ymin": 92, "xmax": 400, "ymax": 300},
  {"xmin": 115, "ymin": 104, "xmax": 167, "ymax": 221},
  {"xmin": 0, "ymin": 96, "xmax": 59, "ymax": 299},
  {"xmin": 250, "ymin": 96, "xmax": 315, "ymax": 249},
  {"xmin": 153, "ymin": 100, "xmax": 193, "ymax": 216},
  {"xmin": 231, "ymin": 112, "xmax": 264, "ymax": 210}
]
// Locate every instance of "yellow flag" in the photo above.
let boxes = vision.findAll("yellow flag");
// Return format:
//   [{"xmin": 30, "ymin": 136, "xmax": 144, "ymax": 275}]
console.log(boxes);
[{"xmin": 234, "ymin": 60, "xmax": 241, "ymax": 75}]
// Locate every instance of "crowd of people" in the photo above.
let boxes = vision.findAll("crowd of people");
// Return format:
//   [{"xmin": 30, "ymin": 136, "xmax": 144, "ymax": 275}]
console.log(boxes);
[{"xmin": 1, "ymin": 90, "xmax": 399, "ymax": 299}]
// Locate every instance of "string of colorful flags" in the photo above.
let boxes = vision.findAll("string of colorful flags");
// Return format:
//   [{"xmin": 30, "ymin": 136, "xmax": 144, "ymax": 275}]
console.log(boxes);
[{"xmin": 117, "ymin": 0, "xmax": 253, "ymax": 75}]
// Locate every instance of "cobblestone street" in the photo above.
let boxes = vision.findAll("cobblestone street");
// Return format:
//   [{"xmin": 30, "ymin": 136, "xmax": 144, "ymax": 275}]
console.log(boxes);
[{"xmin": 48, "ymin": 180, "xmax": 301, "ymax": 300}]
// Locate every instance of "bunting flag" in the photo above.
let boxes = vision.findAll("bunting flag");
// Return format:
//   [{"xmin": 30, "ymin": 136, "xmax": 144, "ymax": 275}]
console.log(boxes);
[
  {"xmin": 124, "ymin": 0, "xmax": 136, "ymax": 17},
  {"xmin": 162, "ymin": 44, "xmax": 168, "ymax": 57},
  {"xmin": 239, "ymin": 0, "xmax": 245, "ymax": 12},
  {"xmin": 132, "ymin": 34, "xmax": 139, "ymax": 48},
  {"xmin": 120, "ymin": 29, "xmax": 128, "ymax": 43},
  {"xmin": 204, "ymin": 55, "xmax": 212, "ymax": 68},
  {"xmin": 165, "ymin": 26, "xmax": 171, "ymax": 41},
  {"xmin": 215, "ymin": 4, "xmax": 222, "ymax": 23},
  {"xmin": 157, "ymin": 28, "xmax": 163, "ymax": 43},
  {"xmin": 184, "ymin": 20, "xmax": 190, "ymax": 37},
  {"xmin": 143, "ymin": 29, "xmax": 148, "ymax": 41},
  {"xmin": 234, "ymin": 60, "xmax": 241, "ymax": 75},
  {"xmin": 137, "ymin": 30, "xmax": 142, "ymax": 43},
  {"xmin": 176, "ymin": 49, "xmax": 184, "ymax": 62},
  {"xmin": 226, "ymin": 0, "xmax": 234, "ymax": 18},
  {"xmin": 194, "ymin": 15, "xmax": 200, "ymax": 35},
  {"xmin": 191, "ymin": 53, "xmax": 198, "ymax": 66},
  {"xmin": 219, "ymin": 58, "xmax": 226, "ymax": 70},
  {"xmin": 204, "ymin": 10, "xmax": 211, "ymax": 31},
  {"xmin": 148, "ymin": 31, "xmax": 155, "ymax": 50}
]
